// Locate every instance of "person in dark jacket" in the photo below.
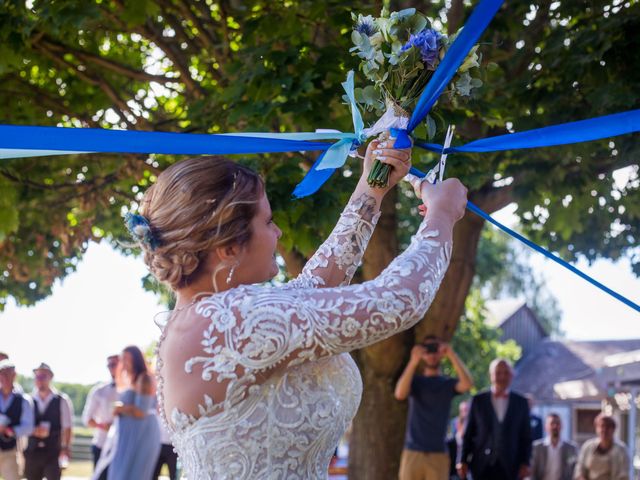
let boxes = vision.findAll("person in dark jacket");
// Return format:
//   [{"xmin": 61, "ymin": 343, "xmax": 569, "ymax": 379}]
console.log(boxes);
[{"xmin": 457, "ymin": 358, "xmax": 532, "ymax": 480}]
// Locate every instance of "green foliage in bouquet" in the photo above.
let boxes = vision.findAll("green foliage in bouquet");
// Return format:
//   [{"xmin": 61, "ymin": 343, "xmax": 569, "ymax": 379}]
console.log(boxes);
[{"xmin": 349, "ymin": 8, "xmax": 483, "ymax": 187}]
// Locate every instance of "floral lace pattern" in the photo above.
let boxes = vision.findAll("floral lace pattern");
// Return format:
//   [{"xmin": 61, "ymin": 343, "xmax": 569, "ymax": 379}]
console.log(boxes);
[
  {"xmin": 282, "ymin": 193, "xmax": 380, "ymax": 289},
  {"xmin": 156, "ymin": 195, "xmax": 452, "ymax": 479}
]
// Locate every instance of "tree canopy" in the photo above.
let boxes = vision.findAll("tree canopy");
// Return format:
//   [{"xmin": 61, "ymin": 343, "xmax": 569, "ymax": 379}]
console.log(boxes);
[{"xmin": 0, "ymin": 0, "xmax": 637, "ymax": 311}]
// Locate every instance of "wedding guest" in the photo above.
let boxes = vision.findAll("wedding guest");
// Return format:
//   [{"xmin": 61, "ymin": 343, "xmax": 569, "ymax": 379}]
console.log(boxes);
[
  {"xmin": 93, "ymin": 346, "xmax": 161, "ymax": 480},
  {"xmin": 574, "ymin": 414, "xmax": 629, "ymax": 480},
  {"xmin": 0, "ymin": 360, "xmax": 34, "ymax": 480},
  {"xmin": 24, "ymin": 363, "xmax": 74, "ymax": 480},
  {"xmin": 527, "ymin": 394, "xmax": 544, "ymax": 442},
  {"xmin": 395, "ymin": 337, "xmax": 473, "ymax": 480},
  {"xmin": 0, "ymin": 353, "xmax": 23, "ymax": 394},
  {"xmin": 530, "ymin": 413, "xmax": 577, "ymax": 480},
  {"xmin": 458, "ymin": 358, "xmax": 531, "ymax": 480},
  {"xmin": 82, "ymin": 355, "xmax": 120, "ymax": 473},
  {"xmin": 153, "ymin": 415, "xmax": 178, "ymax": 480}
]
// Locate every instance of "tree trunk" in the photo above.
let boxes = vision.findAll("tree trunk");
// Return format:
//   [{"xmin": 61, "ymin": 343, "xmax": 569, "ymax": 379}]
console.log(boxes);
[
  {"xmin": 447, "ymin": 0, "xmax": 466, "ymax": 35},
  {"xmin": 349, "ymin": 188, "xmax": 411, "ymax": 480},
  {"xmin": 417, "ymin": 207, "xmax": 486, "ymax": 341},
  {"xmin": 348, "ymin": 187, "xmax": 503, "ymax": 478}
]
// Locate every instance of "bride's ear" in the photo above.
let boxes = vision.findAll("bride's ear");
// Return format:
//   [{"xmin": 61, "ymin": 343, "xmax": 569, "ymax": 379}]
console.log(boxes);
[{"xmin": 215, "ymin": 243, "xmax": 242, "ymax": 264}]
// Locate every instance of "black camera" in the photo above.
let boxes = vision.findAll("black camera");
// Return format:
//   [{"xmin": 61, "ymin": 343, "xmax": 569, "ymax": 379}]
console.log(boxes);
[{"xmin": 424, "ymin": 342, "xmax": 439, "ymax": 353}]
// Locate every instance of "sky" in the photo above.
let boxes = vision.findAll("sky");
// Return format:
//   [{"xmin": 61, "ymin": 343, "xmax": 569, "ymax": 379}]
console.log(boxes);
[{"xmin": 2, "ymin": 207, "xmax": 639, "ymax": 385}]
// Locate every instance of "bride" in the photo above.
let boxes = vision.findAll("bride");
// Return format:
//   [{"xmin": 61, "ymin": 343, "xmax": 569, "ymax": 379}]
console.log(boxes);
[{"xmin": 127, "ymin": 137, "xmax": 467, "ymax": 479}]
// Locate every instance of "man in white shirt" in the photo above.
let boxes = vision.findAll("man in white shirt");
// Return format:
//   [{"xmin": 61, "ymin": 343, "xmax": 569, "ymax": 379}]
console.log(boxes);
[
  {"xmin": 531, "ymin": 413, "xmax": 577, "ymax": 480},
  {"xmin": 23, "ymin": 363, "xmax": 74, "ymax": 480},
  {"xmin": 82, "ymin": 354, "xmax": 119, "ymax": 473},
  {"xmin": 0, "ymin": 360, "xmax": 34, "ymax": 480}
]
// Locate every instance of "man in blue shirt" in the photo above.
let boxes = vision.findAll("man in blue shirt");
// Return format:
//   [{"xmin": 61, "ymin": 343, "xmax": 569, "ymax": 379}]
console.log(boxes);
[
  {"xmin": 395, "ymin": 337, "xmax": 473, "ymax": 480},
  {"xmin": 0, "ymin": 359, "xmax": 35, "ymax": 480}
]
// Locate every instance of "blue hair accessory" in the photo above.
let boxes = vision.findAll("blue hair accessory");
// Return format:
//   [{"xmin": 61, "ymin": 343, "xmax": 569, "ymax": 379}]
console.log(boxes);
[{"xmin": 124, "ymin": 212, "xmax": 160, "ymax": 250}]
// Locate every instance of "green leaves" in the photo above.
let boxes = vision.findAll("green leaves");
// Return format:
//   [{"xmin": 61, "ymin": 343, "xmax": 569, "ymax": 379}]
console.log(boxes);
[
  {"xmin": 0, "ymin": 178, "xmax": 19, "ymax": 241},
  {"xmin": 0, "ymin": 0, "xmax": 639, "ymax": 310}
]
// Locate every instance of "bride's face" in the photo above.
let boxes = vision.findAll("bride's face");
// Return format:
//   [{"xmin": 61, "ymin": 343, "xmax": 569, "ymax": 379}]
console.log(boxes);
[{"xmin": 235, "ymin": 192, "xmax": 282, "ymax": 284}]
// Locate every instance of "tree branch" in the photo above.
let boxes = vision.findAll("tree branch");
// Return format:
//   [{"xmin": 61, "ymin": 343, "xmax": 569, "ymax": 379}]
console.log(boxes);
[
  {"xmin": 447, "ymin": 0, "xmax": 465, "ymax": 34},
  {"xmin": 32, "ymin": 43, "xmax": 140, "ymax": 129},
  {"xmin": 34, "ymin": 35, "xmax": 178, "ymax": 85},
  {"xmin": 472, "ymin": 180, "xmax": 517, "ymax": 214},
  {"xmin": 0, "ymin": 80, "xmax": 99, "ymax": 128},
  {"xmin": 173, "ymin": 0, "xmax": 219, "ymax": 54}
]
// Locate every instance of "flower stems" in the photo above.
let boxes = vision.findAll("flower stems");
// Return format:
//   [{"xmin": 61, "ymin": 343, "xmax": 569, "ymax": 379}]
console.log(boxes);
[{"xmin": 367, "ymin": 157, "xmax": 391, "ymax": 188}]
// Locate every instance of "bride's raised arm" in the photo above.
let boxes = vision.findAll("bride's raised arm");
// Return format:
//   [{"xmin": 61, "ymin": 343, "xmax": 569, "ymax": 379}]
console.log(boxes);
[
  {"xmin": 285, "ymin": 139, "xmax": 407, "ymax": 290},
  {"xmin": 186, "ymin": 179, "xmax": 466, "ymax": 385}
]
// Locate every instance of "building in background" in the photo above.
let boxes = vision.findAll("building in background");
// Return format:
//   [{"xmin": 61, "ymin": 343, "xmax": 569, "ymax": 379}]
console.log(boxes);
[{"xmin": 486, "ymin": 300, "xmax": 639, "ymax": 476}]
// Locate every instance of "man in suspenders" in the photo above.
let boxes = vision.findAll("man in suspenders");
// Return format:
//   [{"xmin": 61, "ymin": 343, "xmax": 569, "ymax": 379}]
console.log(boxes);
[
  {"xmin": 23, "ymin": 363, "xmax": 74, "ymax": 480},
  {"xmin": 0, "ymin": 359, "xmax": 34, "ymax": 480}
]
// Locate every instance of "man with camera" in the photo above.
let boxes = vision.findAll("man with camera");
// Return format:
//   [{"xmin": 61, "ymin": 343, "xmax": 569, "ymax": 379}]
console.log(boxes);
[{"xmin": 395, "ymin": 336, "xmax": 474, "ymax": 480}]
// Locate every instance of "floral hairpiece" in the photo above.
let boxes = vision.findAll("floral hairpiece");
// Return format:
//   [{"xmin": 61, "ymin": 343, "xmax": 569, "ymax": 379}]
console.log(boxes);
[{"xmin": 124, "ymin": 212, "xmax": 160, "ymax": 250}]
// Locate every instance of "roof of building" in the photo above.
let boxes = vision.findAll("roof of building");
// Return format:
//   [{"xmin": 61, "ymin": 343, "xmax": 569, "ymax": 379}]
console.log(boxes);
[
  {"xmin": 485, "ymin": 298, "xmax": 527, "ymax": 328},
  {"xmin": 512, "ymin": 339, "xmax": 640, "ymax": 401},
  {"xmin": 485, "ymin": 299, "xmax": 548, "ymax": 339}
]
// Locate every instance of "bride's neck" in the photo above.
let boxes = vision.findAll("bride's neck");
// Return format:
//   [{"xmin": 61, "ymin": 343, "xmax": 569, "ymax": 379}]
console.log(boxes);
[{"xmin": 175, "ymin": 271, "xmax": 230, "ymax": 309}]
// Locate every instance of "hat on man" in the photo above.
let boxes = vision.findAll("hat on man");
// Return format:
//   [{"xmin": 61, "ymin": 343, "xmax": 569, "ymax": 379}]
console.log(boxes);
[
  {"xmin": 33, "ymin": 362, "xmax": 54, "ymax": 376},
  {"xmin": 0, "ymin": 359, "xmax": 15, "ymax": 371}
]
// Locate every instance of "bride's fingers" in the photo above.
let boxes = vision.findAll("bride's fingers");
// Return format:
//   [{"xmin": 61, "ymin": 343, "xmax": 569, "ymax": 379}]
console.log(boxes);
[
  {"xmin": 418, "ymin": 204, "xmax": 427, "ymax": 217},
  {"xmin": 379, "ymin": 155, "xmax": 410, "ymax": 175},
  {"xmin": 378, "ymin": 148, "xmax": 411, "ymax": 164},
  {"xmin": 405, "ymin": 174, "xmax": 423, "ymax": 198}
]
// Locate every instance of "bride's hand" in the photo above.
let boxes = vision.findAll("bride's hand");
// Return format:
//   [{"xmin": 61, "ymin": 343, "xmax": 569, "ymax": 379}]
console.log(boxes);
[
  {"xmin": 360, "ymin": 137, "xmax": 412, "ymax": 195},
  {"xmin": 420, "ymin": 178, "xmax": 468, "ymax": 223}
]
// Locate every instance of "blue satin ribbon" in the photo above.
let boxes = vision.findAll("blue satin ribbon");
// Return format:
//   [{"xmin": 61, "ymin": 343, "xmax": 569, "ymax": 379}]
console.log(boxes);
[
  {"xmin": 385, "ymin": 0, "xmax": 503, "ymax": 151},
  {"xmin": 414, "ymin": 109, "xmax": 640, "ymax": 154},
  {"xmin": 404, "ymin": 0, "xmax": 505, "ymax": 134},
  {"xmin": 292, "ymin": 150, "xmax": 337, "ymax": 198},
  {"xmin": 0, "ymin": 125, "xmax": 337, "ymax": 157},
  {"xmin": 466, "ymin": 201, "xmax": 640, "ymax": 312},
  {"xmin": 408, "ymin": 167, "xmax": 640, "ymax": 313}
]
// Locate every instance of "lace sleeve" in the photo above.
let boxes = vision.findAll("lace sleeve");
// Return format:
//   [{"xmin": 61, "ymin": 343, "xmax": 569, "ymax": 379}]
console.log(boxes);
[
  {"xmin": 187, "ymin": 215, "xmax": 452, "ymax": 383},
  {"xmin": 283, "ymin": 192, "xmax": 381, "ymax": 290}
]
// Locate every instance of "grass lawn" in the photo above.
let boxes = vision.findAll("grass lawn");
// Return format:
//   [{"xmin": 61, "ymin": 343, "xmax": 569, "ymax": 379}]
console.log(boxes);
[
  {"xmin": 62, "ymin": 460, "xmax": 93, "ymax": 478},
  {"xmin": 62, "ymin": 461, "xmax": 172, "ymax": 479}
]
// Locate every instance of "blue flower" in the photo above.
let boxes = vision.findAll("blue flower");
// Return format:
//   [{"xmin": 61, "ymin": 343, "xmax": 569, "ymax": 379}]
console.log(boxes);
[
  {"xmin": 124, "ymin": 212, "xmax": 160, "ymax": 250},
  {"xmin": 355, "ymin": 16, "xmax": 378, "ymax": 37},
  {"xmin": 401, "ymin": 29, "xmax": 442, "ymax": 69}
]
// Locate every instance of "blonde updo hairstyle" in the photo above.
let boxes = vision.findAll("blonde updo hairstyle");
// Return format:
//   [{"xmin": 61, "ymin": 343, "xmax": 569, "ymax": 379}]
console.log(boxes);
[{"xmin": 139, "ymin": 156, "xmax": 264, "ymax": 291}]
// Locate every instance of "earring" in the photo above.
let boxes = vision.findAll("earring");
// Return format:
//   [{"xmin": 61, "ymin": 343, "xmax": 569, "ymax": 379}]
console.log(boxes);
[{"xmin": 226, "ymin": 264, "xmax": 236, "ymax": 284}]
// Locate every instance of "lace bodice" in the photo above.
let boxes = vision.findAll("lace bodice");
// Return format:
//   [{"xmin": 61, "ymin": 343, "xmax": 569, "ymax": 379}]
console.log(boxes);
[{"xmin": 156, "ymin": 193, "xmax": 452, "ymax": 479}]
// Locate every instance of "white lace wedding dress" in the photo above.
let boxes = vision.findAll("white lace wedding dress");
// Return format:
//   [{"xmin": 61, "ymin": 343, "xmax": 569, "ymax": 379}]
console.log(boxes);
[{"xmin": 155, "ymin": 194, "xmax": 452, "ymax": 479}]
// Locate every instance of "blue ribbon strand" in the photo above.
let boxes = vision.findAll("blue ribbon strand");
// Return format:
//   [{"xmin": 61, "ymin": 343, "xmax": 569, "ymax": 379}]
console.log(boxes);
[
  {"xmin": 405, "ymin": 0, "xmax": 505, "ymax": 134},
  {"xmin": 466, "ymin": 201, "xmax": 640, "ymax": 313},
  {"xmin": 414, "ymin": 109, "xmax": 640, "ymax": 154},
  {"xmin": 407, "ymin": 167, "xmax": 640, "ymax": 313},
  {"xmin": 291, "ymin": 150, "xmax": 337, "ymax": 198},
  {"xmin": 0, "ymin": 125, "xmax": 335, "ymax": 158}
]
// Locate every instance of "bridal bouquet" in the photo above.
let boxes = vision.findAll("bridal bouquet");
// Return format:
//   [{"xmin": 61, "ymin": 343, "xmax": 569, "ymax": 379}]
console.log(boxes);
[{"xmin": 349, "ymin": 8, "xmax": 483, "ymax": 187}]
